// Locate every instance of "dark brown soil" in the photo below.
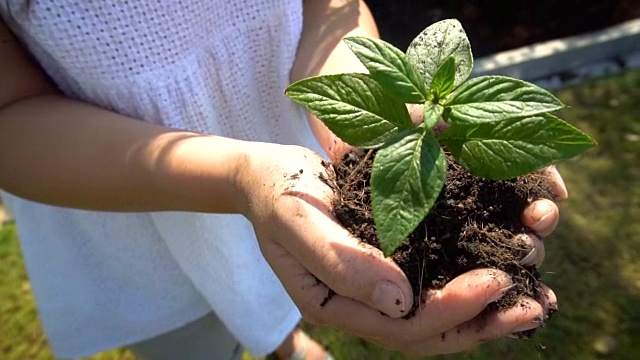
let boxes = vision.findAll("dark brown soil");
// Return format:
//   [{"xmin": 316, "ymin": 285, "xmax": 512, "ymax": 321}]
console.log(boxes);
[{"xmin": 328, "ymin": 149, "xmax": 555, "ymax": 319}]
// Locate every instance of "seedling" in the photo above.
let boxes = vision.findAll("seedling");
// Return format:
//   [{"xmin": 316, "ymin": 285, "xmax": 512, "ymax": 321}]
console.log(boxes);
[{"xmin": 286, "ymin": 19, "xmax": 595, "ymax": 256}]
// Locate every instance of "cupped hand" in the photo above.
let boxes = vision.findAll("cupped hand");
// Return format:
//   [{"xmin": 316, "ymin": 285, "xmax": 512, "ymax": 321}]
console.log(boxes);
[
  {"xmin": 237, "ymin": 142, "xmax": 563, "ymax": 356},
  {"xmin": 516, "ymin": 165, "xmax": 567, "ymax": 267},
  {"xmin": 409, "ymin": 103, "xmax": 568, "ymax": 268}
]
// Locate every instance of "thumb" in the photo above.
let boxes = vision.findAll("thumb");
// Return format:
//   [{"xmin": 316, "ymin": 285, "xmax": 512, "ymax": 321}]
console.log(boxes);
[{"xmin": 273, "ymin": 192, "xmax": 414, "ymax": 318}]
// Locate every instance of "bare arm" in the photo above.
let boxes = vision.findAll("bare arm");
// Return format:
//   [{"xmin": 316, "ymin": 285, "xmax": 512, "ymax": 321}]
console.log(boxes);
[
  {"xmin": 0, "ymin": 20, "xmax": 248, "ymax": 213},
  {"xmin": 0, "ymin": 14, "xmax": 416, "ymax": 324},
  {"xmin": 291, "ymin": 0, "xmax": 378, "ymax": 160},
  {"xmin": 0, "ymin": 1, "xmax": 376, "ymax": 211}
]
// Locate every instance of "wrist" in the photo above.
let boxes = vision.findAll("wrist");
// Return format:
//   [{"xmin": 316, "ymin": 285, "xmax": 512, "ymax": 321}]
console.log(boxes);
[
  {"xmin": 144, "ymin": 133, "xmax": 251, "ymax": 215},
  {"xmin": 232, "ymin": 141, "xmax": 281, "ymax": 221},
  {"xmin": 232, "ymin": 142, "xmax": 323, "ymax": 223}
]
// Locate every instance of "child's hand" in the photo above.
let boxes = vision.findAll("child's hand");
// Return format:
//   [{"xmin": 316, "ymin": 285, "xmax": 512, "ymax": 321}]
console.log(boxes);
[{"xmin": 237, "ymin": 143, "xmax": 560, "ymax": 355}]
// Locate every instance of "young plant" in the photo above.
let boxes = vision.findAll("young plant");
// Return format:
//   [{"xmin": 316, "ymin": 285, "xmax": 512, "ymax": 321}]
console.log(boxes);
[{"xmin": 286, "ymin": 19, "xmax": 596, "ymax": 256}]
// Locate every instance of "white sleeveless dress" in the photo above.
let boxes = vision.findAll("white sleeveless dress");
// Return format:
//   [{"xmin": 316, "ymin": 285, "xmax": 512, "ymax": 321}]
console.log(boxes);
[{"xmin": 0, "ymin": 0, "xmax": 323, "ymax": 357}]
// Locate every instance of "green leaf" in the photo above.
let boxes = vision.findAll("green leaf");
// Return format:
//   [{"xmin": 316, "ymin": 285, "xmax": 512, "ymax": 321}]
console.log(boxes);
[
  {"xmin": 438, "ymin": 113, "xmax": 596, "ymax": 179},
  {"xmin": 406, "ymin": 19, "xmax": 473, "ymax": 90},
  {"xmin": 444, "ymin": 76, "xmax": 565, "ymax": 124},
  {"xmin": 371, "ymin": 129, "xmax": 447, "ymax": 256},
  {"xmin": 344, "ymin": 36, "xmax": 428, "ymax": 103},
  {"xmin": 286, "ymin": 73, "xmax": 413, "ymax": 148},
  {"xmin": 423, "ymin": 103, "xmax": 444, "ymax": 131},
  {"xmin": 430, "ymin": 56, "xmax": 456, "ymax": 101}
]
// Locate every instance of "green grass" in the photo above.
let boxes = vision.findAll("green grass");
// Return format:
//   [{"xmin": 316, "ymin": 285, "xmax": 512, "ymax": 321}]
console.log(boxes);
[
  {"xmin": 0, "ymin": 225, "xmax": 136, "ymax": 359},
  {"xmin": 2, "ymin": 70, "xmax": 639, "ymax": 359}
]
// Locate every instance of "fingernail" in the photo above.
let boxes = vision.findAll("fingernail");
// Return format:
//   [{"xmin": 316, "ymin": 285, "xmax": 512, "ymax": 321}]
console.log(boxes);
[
  {"xmin": 372, "ymin": 281, "xmax": 407, "ymax": 317},
  {"xmin": 537, "ymin": 205, "xmax": 554, "ymax": 224},
  {"xmin": 531, "ymin": 200, "xmax": 558, "ymax": 236},
  {"xmin": 488, "ymin": 284, "xmax": 516, "ymax": 304},
  {"xmin": 520, "ymin": 247, "xmax": 537, "ymax": 266},
  {"xmin": 547, "ymin": 166, "xmax": 568, "ymax": 199}
]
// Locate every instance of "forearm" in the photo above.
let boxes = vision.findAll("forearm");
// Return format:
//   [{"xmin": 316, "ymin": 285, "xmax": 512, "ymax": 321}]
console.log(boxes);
[
  {"xmin": 0, "ymin": 95, "xmax": 248, "ymax": 214},
  {"xmin": 291, "ymin": 0, "xmax": 379, "ymax": 160}
]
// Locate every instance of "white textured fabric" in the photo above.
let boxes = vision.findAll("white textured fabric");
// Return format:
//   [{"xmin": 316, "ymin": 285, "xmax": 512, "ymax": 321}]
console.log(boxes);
[{"xmin": 0, "ymin": 0, "xmax": 323, "ymax": 357}]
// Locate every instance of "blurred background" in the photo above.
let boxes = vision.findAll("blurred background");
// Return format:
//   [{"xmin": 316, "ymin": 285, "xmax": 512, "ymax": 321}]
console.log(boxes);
[
  {"xmin": 367, "ymin": 0, "xmax": 640, "ymax": 57},
  {"xmin": 1, "ymin": 1, "xmax": 639, "ymax": 359}
]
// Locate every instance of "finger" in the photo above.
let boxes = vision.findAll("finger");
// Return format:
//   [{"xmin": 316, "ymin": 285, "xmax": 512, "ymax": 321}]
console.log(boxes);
[
  {"xmin": 267, "ymin": 267, "xmax": 514, "ymax": 350},
  {"xmin": 516, "ymin": 233, "xmax": 545, "ymax": 267},
  {"xmin": 521, "ymin": 198, "xmax": 559, "ymax": 237},
  {"xmin": 259, "ymin": 235, "xmax": 403, "ymax": 338},
  {"xmin": 408, "ymin": 103, "xmax": 424, "ymax": 126},
  {"xmin": 272, "ymin": 192, "xmax": 414, "ymax": 318},
  {"xmin": 407, "ymin": 297, "xmax": 545, "ymax": 356},
  {"xmin": 327, "ymin": 140, "xmax": 352, "ymax": 163},
  {"xmin": 407, "ymin": 103, "xmax": 449, "ymax": 135},
  {"xmin": 331, "ymin": 269, "xmax": 514, "ymax": 341},
  {"xmin": 299, "ymin": 270, "xmax": 515, "ymax": 348},
  {"xmin": 543, "ymin": 165, "xmax": 568, "ymax": 200},
  {"xmin": 411, "ymin": 269, "xmax": 514, "ymax": 336},
  {"xmin": 536, "ymin": 283, "xmax": 558, "ymax": 316}
]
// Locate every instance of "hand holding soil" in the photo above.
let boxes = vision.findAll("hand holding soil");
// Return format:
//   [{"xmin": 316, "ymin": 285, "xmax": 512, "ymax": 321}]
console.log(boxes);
[
  {"xmin": 238, "ymin": 142, "xmax": 564, "ymax": 355},
  {"xmin": 239, "ymin": 142, "xmax": 413, "ymax": 319},
  {"xmin": 282, "ymin": 19, "xmax": 595, "ymax": 355}
]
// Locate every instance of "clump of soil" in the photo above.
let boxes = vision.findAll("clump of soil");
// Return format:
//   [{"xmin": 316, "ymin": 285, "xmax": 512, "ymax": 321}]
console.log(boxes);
[{"xmin": 328, "ymin": 149, "xmax": 554, "ymax": 319}]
